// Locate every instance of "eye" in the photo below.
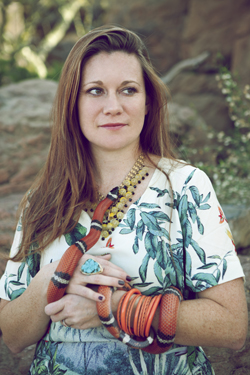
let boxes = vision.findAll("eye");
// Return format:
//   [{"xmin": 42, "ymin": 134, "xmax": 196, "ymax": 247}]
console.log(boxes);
[
  {"xmin": 122, "ymin": 87, "xmax": 137, "ymax": 95},
  {"xmin": 87, "ymin": 87, "xmax": 103, "ymax": 96}
]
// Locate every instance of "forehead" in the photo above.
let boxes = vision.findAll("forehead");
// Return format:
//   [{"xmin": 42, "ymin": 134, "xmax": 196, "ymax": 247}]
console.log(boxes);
[{"xmin": 81, "ymin": 51, "xmax": 144, "ymax": 84}]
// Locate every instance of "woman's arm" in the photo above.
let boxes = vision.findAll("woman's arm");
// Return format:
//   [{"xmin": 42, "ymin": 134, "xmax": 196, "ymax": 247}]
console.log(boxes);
[
  {"xmin": 153, "ymin": 277, "xmax": 248, "ymax": 350},
  {"xmin": 0, "ymin": 254, "xmax": 129, "ymax": 353},
  {"xmin": 0, "ymin": 261, "xmax": 55, "ymax": 354},
  {"xmin": 47, "ymin": 276, "xmax": 247, "ymax": 351}
]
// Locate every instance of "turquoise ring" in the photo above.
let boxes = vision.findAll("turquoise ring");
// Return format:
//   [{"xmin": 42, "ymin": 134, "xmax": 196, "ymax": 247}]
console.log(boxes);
[{"xmin": 81, "ymin": 258, "xmax": 103, "ymax": 276}]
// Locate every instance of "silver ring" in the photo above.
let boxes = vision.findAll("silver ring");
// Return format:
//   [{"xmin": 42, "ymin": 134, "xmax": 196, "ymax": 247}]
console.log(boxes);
[{"xmin": 61, "ymin": 319, "xmax": 70, "ymax": 328}]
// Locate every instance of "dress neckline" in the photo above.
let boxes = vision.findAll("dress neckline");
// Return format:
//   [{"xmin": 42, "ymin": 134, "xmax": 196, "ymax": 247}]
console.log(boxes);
[{"xmin": 82, "ymin": 160, "xmax": 164, "ymax": 226}]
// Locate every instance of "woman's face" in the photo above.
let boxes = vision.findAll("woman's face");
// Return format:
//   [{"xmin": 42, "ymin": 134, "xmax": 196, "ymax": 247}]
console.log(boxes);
[{"xmin": 77, "ymin": 51, "xmax": 148, "ymax": 154}]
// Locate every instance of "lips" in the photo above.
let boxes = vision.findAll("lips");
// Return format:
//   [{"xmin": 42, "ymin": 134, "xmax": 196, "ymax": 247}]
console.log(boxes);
[{"xmin": 99, "ymin": 123, "xmax": 127, "ymax": 130}]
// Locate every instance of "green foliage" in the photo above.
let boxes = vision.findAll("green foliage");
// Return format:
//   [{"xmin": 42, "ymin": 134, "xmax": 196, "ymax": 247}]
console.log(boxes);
[
  {"xmin": 46, "ymin": 61, "xmax": 64, "ymax": 81},
  {"xmin": 181, "ymin": 68, "xmax": 250, "ymax": 205},
  {"xmin": 0, "ymin": 0, "xmax": 109, "ymax": 83},
  {"xmin": 0, "ymin": 58, "xmax": 38, "ymax": 86}
]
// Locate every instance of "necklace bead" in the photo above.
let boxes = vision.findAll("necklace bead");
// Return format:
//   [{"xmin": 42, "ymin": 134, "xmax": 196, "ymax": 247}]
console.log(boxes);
[{"xmin": 84, "ymin": 153, "xmax": 149, "ymax": 240}]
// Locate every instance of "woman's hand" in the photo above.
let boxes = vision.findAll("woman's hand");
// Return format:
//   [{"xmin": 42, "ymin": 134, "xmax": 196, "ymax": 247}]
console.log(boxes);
[
  {"xmin": 45, "ymin": 293, "xmax": 102, "ymax": 330},
  {"xmin": 65, "ymin": 253, "xmax": 130, "ymax": 301},
  {"xmin": 44, "ymin": 253, "xmax": 129, "ymax": 329},
  {"xmin": 45, "ymin": 288, "xmax": 126, "ymax": 330}
]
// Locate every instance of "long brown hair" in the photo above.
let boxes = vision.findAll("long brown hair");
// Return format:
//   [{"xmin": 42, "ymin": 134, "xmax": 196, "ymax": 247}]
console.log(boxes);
[{"xmin": 10, "ymin": 25, "xmax": 176, "ymax": 261}]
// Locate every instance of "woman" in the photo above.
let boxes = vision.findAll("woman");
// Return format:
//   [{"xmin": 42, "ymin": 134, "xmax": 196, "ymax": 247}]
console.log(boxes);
[{"xmin": 0, "ymin": 25, "xmax": 247, "ymax": 375}]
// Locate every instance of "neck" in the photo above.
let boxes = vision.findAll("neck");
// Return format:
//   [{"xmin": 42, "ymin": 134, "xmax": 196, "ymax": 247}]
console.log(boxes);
[{"xmin": 91, "ymin": 146, "xmax": 142, "ymax": 196}]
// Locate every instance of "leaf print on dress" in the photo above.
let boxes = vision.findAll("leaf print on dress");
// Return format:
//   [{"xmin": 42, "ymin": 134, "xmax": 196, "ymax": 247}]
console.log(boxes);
[
  {"xmin": 197, "ymin": 250, "xmax": 233, "ymax": 284},
  {"xmin": 4, "ymin": 272, "xmax": 26, "ymax": 300},
  {"xmin": 174, "ymin": 170, "xmax": 219, "ymax": 291},
  {"xmin": 29, "ymin": 340, "xmax": 67, "ymax": 375},
  {"xmin": 64, "ymin": 222, "xmax": 87, "ymax": 246},
  {"xmin": 178, "ymin": 170, "xmax": 211, "ymax": 255},
  {"xmin": 119, "ymin": 199, "xmax": 174, "ymax": 294},
  {"xmin": 4, "ymin": 249, "xmax": 41, "ymax": 300},
  {"xmin": 26, "ymin": 249, "xmax": 41, "ymax": 285}
]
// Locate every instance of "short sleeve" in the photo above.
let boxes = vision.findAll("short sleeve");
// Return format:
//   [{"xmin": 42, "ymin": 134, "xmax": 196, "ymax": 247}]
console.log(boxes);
[
  {"xmin": 0, "ymin": 221, "xmax": 40, "ymax": 301},
  {"xmin": 176, "ymin": 167, "xmax": 244, "ymax": 293}
]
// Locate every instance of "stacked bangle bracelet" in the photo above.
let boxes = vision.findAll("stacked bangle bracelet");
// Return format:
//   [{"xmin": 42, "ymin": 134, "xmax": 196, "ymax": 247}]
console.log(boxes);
[
  {"xmin": 116, "ymin": 286, "xmax": 182, "ymax": 354},
  {"xmin": 97, "ymin": 284, "xmax": 182, "ymax": 354},
  {"xmin": 117, "ymin": 289, "xmax": 162, "ymax": 339}
]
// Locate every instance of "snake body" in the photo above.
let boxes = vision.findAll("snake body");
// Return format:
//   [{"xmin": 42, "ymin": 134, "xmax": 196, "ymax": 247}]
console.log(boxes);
[
  {"xmin": 47, "ymin": 187, "xmax": 183, "ymax": 354},
  {"xmin": 47, "ymin": 187, "xmax": 119, "ymax": 304}
]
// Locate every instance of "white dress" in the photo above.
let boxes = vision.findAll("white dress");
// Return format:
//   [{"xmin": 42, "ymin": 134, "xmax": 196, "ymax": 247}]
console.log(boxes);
[{"xmin": 0, "ymin": 159, "xmax": 244, "ymax": 375}]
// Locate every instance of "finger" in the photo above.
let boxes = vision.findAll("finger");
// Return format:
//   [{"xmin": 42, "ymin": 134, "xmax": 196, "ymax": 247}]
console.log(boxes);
[
  {"xmin": 45, "ymin": 300, "xmax": 65, "ymax": 316},
  {"xmin": 80, "ymin": 265, "xmax": 131, "ymax": 284},
  {"xmin": 51, "ymin": 312, "xmax": 65, "ymax": 323},
  {"xmin": 80, "ymin": 274, "xmax": 127, "ymax": 288},
  {"xmin": 65, "ymin": 284, "xmax": 106, "ymax": 302},
  {"xmin": 79, "ymin": 254, "xmax": 125, "ymax": 273},
  {"xmin": 78, "ymin": 257, "xmax": 130, "ymax": 281},
  {"xmin": 96, "ymin": 253, "xmax": 112, "ymax": 260},
  {"xmin": 98, "ymin": 259, "xmax": 127, "ymax": 273}
]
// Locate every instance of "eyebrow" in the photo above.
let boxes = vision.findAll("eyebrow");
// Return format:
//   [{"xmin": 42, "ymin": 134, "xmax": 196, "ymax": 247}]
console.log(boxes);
[{"xmin": 82, "ymin": 80, "xmax": 141, "ymax": 87}]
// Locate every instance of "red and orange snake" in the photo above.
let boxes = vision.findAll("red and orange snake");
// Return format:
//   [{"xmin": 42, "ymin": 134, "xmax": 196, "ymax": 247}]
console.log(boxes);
[{"xmin": 47, "ymin": 187, "xmax": 184, "ymax": 355}]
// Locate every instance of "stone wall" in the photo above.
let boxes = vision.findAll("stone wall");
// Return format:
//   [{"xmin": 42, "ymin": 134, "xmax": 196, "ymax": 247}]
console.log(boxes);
[{"xmin": 104, "ymin": 0, "xmax": 250, "ymax": 131}]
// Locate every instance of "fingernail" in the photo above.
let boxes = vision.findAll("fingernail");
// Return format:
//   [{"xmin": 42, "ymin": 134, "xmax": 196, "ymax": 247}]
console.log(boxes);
[
  {"xmin": 118, "ymin": 280, "xmax": 125, "ymax": 285},
  {"xmin": 126, "ymin": 276, "xmax": 132, "ymax": 282},
  {"xmin": 98, "ymin": 296, "xmax": 104, "ymax": 301}
]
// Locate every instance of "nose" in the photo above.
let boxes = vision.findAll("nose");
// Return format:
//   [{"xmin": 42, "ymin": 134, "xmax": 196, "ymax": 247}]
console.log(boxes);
[{"xmin": 103, "ymin": 93, "xmax": 123, "ymax": 116}]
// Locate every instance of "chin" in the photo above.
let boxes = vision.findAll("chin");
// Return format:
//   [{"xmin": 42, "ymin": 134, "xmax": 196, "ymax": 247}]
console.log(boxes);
[{"xmin": 91, "ymin": 138, "xmax": 140, "ymax": 153}]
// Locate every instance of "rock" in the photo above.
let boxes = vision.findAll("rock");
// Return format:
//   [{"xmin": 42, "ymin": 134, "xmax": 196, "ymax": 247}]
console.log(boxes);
[
  {"xmin": 233, "ymin": 369, "xmax": 250, "ymax": 375},
  {"xmin": 239, "ymin": 255, "xmax": 250, "ymax": 304},
  {"xmin": 0, "ymin": 193, "xmax": 23, "ymax": 253},
  {"xmin": 0, "ymin": 335, "xmax": 35, "ymax": 375},
  {"xmin": 182, "ymin": 0, "xmax": 235, "ymax": 55},
  {"xmin": 168, "ymin": 72, "xmax": 233, "ymax": 132},
  {"xmin": 104, "ymin": 0, "xmax": 188, "ymax": 74},
  {"xmin": 0, "ymin": 79, "xmax": 57, "ymax": 197},
  {"xmin": 223, "ymin": 205, "xmax": 250, "ymax": 249},
  {"xmin": 168, "ymin": 102, "xmax": 215, "ymax": 164},
  {"xmin": 232, "ymin": 35, "xmax": 250, "ymax": 86},
  {"xmin": 0, "ymin": 258, "xmax": 7, "ymax": 278},
  {"xmin": 204, "ymin": 253, "xmax": 250, "ymax": 374},
  {"xmin": 0, "ymin": 169, "xmax": 10, "ymax": 184}
]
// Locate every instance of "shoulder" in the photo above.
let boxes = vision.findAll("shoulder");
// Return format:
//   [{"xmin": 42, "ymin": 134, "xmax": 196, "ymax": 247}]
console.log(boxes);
[{"xmin": 158, "ymin": 158, "xmax": 212, "ymax": 191}]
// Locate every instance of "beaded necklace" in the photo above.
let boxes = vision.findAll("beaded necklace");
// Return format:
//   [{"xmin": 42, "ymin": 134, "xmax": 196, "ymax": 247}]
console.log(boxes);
[{"xmin": 84, "ymin": 153, "xmax": 149, "ymax": 241}]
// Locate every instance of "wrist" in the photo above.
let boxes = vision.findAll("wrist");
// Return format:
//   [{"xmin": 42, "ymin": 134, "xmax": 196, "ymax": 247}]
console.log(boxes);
[{"xmin": 111, "ymin": 290, "xmax": 126, "ymax": 316}]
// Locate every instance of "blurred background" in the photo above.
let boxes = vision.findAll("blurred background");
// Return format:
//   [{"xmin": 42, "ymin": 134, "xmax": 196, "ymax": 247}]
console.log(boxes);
[{"xmin": 0, "ymin": 1, "xmax": 249, "ymax": 374}]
